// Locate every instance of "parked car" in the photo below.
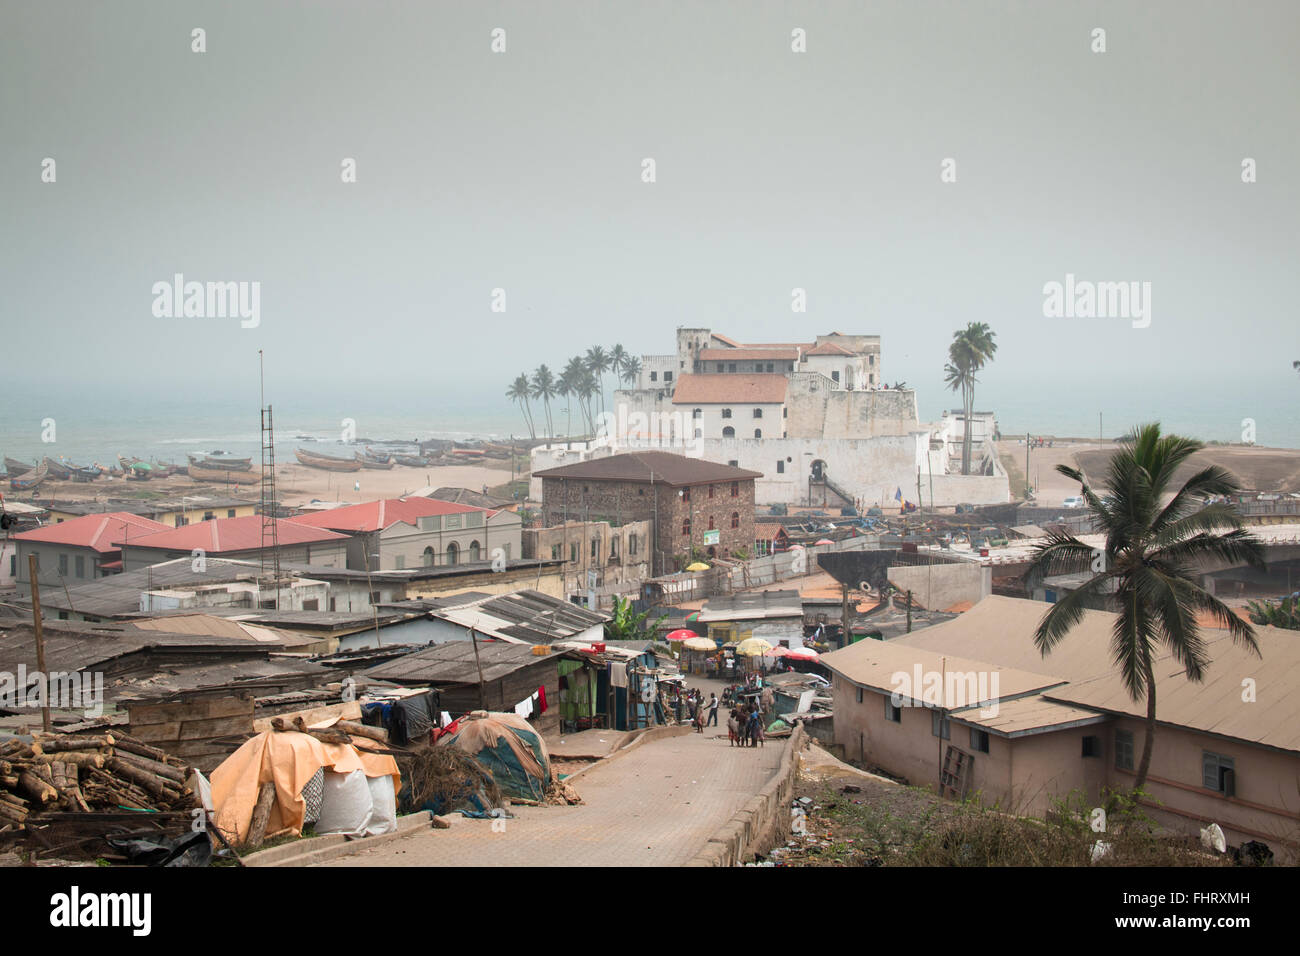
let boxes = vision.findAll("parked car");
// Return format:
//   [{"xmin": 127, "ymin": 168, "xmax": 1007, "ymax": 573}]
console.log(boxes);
[{"xmin": 1062, "ymin": 496, "xmax": 1085, "ymax": 509}]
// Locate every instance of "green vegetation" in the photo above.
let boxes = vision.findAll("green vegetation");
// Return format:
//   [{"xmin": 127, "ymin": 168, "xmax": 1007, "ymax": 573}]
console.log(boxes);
[
  {"xmin": 1246, "ymin": 595, "xmax": 1300, "ymax": 630},
  {"xmin": 1026, "ymin": 422, "xmax": 1264, "ymax": 792},
  {"xmin": 604, "ymin": 595, "xmax": 667, "ymax": 642},
  {"xmin": 508, "ymin": 344, "xmax": 641, "ymax": 440}
]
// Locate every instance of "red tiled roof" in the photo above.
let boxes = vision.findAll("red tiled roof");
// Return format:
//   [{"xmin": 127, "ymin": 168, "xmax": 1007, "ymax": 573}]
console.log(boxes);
[
  {"xmin": 671, "ymin": 373, "xmax": 788, "ymax": 405},
  {"xmin": 805, "ymin": 341, "xmax": 855, "ymax": 356},
  {"xmin": 126, "ymin": 516, "xmax": 348, "ymax": 553},
  {"xmin": 699, "ymin": 347, "xmax": 800, "ymax": 362},
  {"xmin": 755, "ymin": 522, "xmax": 789, "ymax": 541},
  {"xmin": 288, "ymin": 497, "xmax": 488, "ymax": 533},
  {"xmin": 13, "ymin": 512, "xmax": 171, "ymax": 553}
]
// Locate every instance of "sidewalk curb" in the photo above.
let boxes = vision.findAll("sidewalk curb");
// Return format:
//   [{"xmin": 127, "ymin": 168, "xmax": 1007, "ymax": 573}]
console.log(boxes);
[{"xmin": 243, "ymin": 811, "xmax": 433, "ymax": 867}]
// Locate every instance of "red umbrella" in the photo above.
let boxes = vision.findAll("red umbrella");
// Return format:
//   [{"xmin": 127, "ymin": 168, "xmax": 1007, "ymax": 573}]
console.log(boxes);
[
  {"xmin": 787, "ymin": 646, "xmax": 820, "ymax": 660},
  {"xmin": 815, "ymin": 538, "xmax": 835, "ymax": 546},
  {"xmin": 665, "ymin": 629, "xmax": 698, "ymax": 643},
  {"xmin": 764, "ymin": 646, "xmax": 792, "ymax": 658}
]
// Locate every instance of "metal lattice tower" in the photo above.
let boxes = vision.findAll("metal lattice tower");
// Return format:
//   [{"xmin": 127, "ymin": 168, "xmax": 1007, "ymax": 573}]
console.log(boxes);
[{"xmin": 260, "ymin": 403, "xmax": 281, "ymax": 608}]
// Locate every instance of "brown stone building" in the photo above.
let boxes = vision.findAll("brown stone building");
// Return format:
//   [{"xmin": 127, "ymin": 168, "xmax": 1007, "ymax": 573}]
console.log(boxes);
[{"xmin": 533, "ymin": 451, "xmax": 762, "ymax": 575}]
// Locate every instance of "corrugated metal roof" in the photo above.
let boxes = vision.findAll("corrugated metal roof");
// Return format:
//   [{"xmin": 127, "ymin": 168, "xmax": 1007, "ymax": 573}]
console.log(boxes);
[
  {"xmin": 288, "ymin": 496, "xmax": 488, "ymax": 533},
  {"xmin": 431, "ymin": 589, "xmax": 609, "ymax": 644},
  {"xmin": 950, "ymin": 696, "xmax": 1108, "ymax": 736},
  {"xmin": 14, "ymin": 512, "xmax": 171, "ymax": 552},
  {"xmin": 363, "ymin": 640, "xmax": 557, "ymax": 684},
  {"xmin": 127, "ymin": 515, "xmax": 347, "ymax": 553}
]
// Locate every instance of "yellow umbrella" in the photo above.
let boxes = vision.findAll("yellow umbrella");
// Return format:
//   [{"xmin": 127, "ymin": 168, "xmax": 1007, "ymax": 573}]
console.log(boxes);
[
  {"xmin": 686, "ymin": 561, "xmax": 710, "ymax": 572},
  {"xmin": 683, "ymin": 636, "xmax": 715, "ymax": 651},
  {"xmin": 735, "ymin": 637, "xmax": 774, "ymax": 657}
]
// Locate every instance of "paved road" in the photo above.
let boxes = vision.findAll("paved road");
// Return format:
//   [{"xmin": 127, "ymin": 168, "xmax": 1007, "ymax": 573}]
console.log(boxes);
[{"xmin": 321, "ymin": 728, "xmax": 783, "ymax": 867}]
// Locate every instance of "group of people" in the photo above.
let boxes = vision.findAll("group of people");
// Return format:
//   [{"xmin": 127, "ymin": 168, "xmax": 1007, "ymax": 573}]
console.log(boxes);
[
  {"xmin": 679, "ymin": 688, "xmax": 720, "ymax": 733},
  {"xmin": 727, "ymin": 703, "xmax": 765, "ymax": 748}
]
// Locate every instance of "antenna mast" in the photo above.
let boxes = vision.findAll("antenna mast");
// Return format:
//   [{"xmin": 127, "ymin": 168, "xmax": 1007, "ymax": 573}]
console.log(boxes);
[{"xmin": 259, "ymin": 350, "xmax": 281, "ymax": 608}]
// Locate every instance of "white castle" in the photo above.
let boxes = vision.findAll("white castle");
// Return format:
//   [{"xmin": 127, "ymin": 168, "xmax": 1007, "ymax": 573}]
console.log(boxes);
[{"xmin": 531, "ymin": 328, "xmax": 1010, "ymax": 509}]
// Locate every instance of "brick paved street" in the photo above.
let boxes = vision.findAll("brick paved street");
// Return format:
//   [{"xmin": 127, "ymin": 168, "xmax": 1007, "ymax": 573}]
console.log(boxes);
[{"xmin": 321, "ymin": 728, "xmax": 783, "ymax": 867}]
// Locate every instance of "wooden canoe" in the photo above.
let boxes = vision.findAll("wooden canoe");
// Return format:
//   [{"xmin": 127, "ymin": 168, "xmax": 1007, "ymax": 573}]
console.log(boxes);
[
  {"xmin": 188, "ymin": 454, "xmax": 253, "ymax": 471},
  {"xmin": 188, "ymin": 462, "xmax": 262, "ymax": 484},
  {"xmin": 295, "ymin": 448, "xmax": 362, "ymax": 472},
  {"xmin": 9, "ymin": 461, "xmax": 48, "ymax": 491}
]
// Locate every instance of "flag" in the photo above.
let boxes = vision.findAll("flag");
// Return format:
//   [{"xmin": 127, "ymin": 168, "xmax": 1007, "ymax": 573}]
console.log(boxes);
[{"xmin": 894, "ymin": 487, "xmax": 902, "ymax": 501}]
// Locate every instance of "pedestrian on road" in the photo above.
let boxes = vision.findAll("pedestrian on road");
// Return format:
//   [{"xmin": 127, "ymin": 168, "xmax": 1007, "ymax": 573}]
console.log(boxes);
[
  {"xmin": 727, "ymin": 709, "xmax": 741, "ymax": 746},
  {"xmin": 707, "ymin": 693, "xmax": 719, "ymax": 727}
]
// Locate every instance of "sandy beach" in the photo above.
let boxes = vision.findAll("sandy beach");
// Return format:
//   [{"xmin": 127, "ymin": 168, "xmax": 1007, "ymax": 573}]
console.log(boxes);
[{"xmin": 11, "ymin": 460, "xmax": 522, "ymax": 510}]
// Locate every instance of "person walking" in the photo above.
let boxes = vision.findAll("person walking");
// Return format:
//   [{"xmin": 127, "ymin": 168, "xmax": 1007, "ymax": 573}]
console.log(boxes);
[{"xmin": 707, "ymin": 693, "xmax": 719, "ymax": 727}]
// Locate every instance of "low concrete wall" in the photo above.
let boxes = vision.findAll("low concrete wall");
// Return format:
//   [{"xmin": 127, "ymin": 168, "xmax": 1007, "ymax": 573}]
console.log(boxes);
[
  {"xmin": 887, "ymin": 562, "xmax": 991, "ymax": 611},
  {"xmin": 685, "ymin": 724, "xmax": 807, "ymax": 866}
]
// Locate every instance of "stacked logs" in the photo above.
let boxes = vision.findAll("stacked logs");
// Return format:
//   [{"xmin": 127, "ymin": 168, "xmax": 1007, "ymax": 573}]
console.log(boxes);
[{"xmin": 0, "ymin": 732, "xmax": 195, "ymax": 830}]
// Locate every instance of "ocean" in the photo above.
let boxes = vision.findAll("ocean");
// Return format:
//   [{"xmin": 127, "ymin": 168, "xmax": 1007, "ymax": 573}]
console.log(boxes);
[{"xmin": 1, "ymin": 376, "xmax": 1295, "ymax": 471}]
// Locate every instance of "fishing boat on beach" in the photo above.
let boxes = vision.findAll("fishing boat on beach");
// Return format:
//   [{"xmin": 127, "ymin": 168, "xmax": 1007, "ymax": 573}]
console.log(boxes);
[
  {"xmin": 9, "ymin": 461, "xmax": 48, "ymax": 491},
  {"xmin": 67, "ymin": 463, "xmax": 104, "ymax": 482},
  {"xmin": 394, "ymin": 454, "xmax": 430, "ymax": 467},
  {"xmin": 4, "ymin": 457, "xmax": 34, "ymax": 477},
  {"xmin": 118, "ymin": 456, "xmax": 155, "ymax": 480},
  {"xmin": 187, "ymin": 454, "xmax": 253, "ymax": 472},
  {"xmin": 356, "ymin": 451, "xmax": 395, "ymax": 470},
  {"xmin": 43, "ymin": 458, "xmax": 73, "ymax": 480},
  {"xmin": 188, "ymin": 462, "xmax": 262, "ymax": 484},
  {"xmin": 295, "ymin": 448, "xmax": 363, "ymax": 472}
]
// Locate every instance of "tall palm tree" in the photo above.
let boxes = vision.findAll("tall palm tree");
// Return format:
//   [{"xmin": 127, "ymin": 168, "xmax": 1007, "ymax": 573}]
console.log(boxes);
[
  {"xmin": 559, "ymin": 357, "xmax": 586, "ymax": 438},
  {"xmin": 609, "ymin": 344, "xmax": 629, "ymax": 388},
  {"xmin": 530, "ymin": 365, "xmax": 556, "ymax": 440},
  {"xmin": 506, "ymin": 374, "xmax": 536, "ymax": 440},
  {"xmin": 1025, "ymin": 423, "xmax": 1264, "ymax": 793},
  {"xmin": 584, "ymin": 345, "xmax": 612, "ymax": 415},
  {"xmin": 578, "ymin": 367, "xmax": 599, "ymax": 434},
  {"xmin": 619, "ymin": 355, "xmax": 642, "ymax": 386},
  {"xmin": 944, "ymin": 323, "xmax": 998, "ymax": 475}
]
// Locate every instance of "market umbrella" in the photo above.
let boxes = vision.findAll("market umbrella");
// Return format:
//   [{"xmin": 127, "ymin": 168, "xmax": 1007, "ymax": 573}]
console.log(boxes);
[
  {"xmin": 665, "ymin": 629, "xmax": 698, "ymax": 643},
  {"xmin": 686, "ymin": 562, "xmax": 710, "ymax": 572},
  {"xmin": 683, "ymin": 636, "xmax": 715, "ymax": 651},
  {"xmin": 764, "ymin": 646, "xmax": 792, "ymax": 658},
  {"xmin": 786, "ymin": 646, "xmax": 820, "ymax": 660},
  {"xmin": 735, "ymin": 637, "xmax": 774, "ymax": 657},
  {"xmin": 684, "ymin": 611, "xmax": 700, "ymax": 623},
  {"xmin": 814, "ymin": 538, "xmax": 834, "ymax": 546}
]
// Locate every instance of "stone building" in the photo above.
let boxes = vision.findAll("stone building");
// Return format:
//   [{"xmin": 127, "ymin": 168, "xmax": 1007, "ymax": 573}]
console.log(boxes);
[{"xmin": 533, "ymin": 451, "xmax": 762, "ymax": 575}]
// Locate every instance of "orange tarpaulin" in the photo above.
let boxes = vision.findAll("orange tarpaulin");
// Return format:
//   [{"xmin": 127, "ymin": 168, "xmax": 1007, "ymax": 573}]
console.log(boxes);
[{"xmin": 211, "ymin": 731, "xmax": 401, "ymax": 844}]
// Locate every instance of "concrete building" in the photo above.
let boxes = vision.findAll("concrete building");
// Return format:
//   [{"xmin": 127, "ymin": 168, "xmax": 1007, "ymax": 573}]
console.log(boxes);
[
  {"xmin": 823, "ymin": 595, "xmax": 1300, "ymax": 862},
  {"xmin": 288, "ymin": 497, "xmax": 521, "ymax": 571},
  {"xmin": 534, "ymin": 451, "xmax": 761, "ymax": 575},
  {"xmin": 11, "ymin": 511, "xmax": 171, "ymax": 592},
  {"xmin": 523, "ymin": 518, "xmax": 652, "ymax": 598},
  {"xmin": 43, "ymin": 496, "xmax": 258, "ymax": 527},
  {"xmin": 119, "ymin": 516, "xmax": 350, "ymax": 572},
  {"xmin": 533, "ymin": 326, "xmax": 1009, "ymax": 508}
]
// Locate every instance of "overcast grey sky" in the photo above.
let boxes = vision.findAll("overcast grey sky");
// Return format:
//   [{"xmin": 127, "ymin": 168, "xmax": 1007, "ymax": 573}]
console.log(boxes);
[{"xmin": 2, "ymin": 1, "xmax": 1297, "ymax": 435}]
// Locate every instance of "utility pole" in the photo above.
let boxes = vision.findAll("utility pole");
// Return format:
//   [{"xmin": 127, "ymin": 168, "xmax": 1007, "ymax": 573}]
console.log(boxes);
[
  {"xmin": 1025, "ymin": 432, "xmax": 1031, "ymax": 499},
  {"xmin": 27, "ymin": 555, "xmax": 51, "ymax": 732},
  {"xmin": 470, "ymin": 626, "xmax": 487, "ymax": 710}
]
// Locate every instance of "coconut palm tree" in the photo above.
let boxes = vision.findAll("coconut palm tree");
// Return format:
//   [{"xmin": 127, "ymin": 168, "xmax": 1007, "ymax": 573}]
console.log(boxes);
[
  {"xmin": 584, "ymin": 345, "xmax": 612, "ymax": 415},
  {"xmin": 506, "ymin": 374, "xmax": 536, "ymax": 440},
  {"xmin": 559, "ymin": 357, "xmax": 587, "ymax": 438},
  {"xmin": 944, "ymin": 323, "xmax": 998, "ymax": 475},
  {"xmin": 619, "ymin": 355, "xmax": 642, "ymax": 386},
  {"xmin": 578, "ymin": 367, "xmax": 599, "ymax": 434},
  {"xmin": 609, "ymin": 344, "xmax": 629, "ymax": 387},
  {"xmin": 530, "ymin": 365, "xmax": 556, "ymax": 440},
  {"xmin": 1025, "ymin": 423, "xmax": 1264, "ymax": 794}
]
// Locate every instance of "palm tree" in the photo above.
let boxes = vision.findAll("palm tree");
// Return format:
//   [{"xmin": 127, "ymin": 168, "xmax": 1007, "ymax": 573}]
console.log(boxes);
[
  {"xmin": 1025, "ymin": 423, "xmax": 1264, "ymax": 793},
  {"xmin": 577, "ymin": 367, "xmax": 599, "ymax": 434},
  {"xmin": 609, "ymin": 344, "xmax": 629, "ymax": 388},
  {"xmin": 944, "ymin": 323, "xmax": 998, "ymax": 475},
  {"xmin": 530, "ymin": 365, "xmax": 556, "ymax": 440},
  {"xmin": 584, "ymin": 345, "xmax": 612, "ymax": 415},
  {"xmin": 559, "ymin": 357, "xmax": 586, "ymax": 438},
  {"xmin": 619, "ymin": 355, "xmax": 642, "ymax": 386},
  {"xmin": 1245, "ymin": 595, "xmax": 1300, "ymax": 630},
  {"xmin": 506, "ymin": 374, "xmax": 536, "ymax": 440}
]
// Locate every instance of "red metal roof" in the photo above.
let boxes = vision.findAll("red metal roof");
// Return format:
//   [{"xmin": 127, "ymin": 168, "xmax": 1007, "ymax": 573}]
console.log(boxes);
[
  {"xmin": 13, "ymin": 512, "xmax": 171, "ymax": 553},
  {"xmin": 287, "ymin": 497, "xmax": 489, "ymax": 533},
  {"xmin": 126, "ymin": 516, "xmax": 348, "ymax": 553}
]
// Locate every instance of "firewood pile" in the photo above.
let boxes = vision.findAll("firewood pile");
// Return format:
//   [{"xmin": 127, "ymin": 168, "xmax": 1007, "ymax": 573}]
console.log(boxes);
[{"xmin": 0, "ymin": 732, "xmax": 196, "ymax": 831}]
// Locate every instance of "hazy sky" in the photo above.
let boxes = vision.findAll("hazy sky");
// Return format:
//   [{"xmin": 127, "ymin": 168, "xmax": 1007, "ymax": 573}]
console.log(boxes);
[{"xmin": 2, "ymin": 2, "xmax": 1297, "ymax": 437}]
